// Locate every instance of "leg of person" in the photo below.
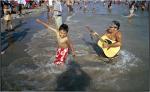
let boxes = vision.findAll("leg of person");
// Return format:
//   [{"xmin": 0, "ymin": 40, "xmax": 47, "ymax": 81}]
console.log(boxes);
[
  {"xmin": 10, "ymin": 20, "xmax": 13, "ymax": 30},
  {"xmin": 54, "ymin": 16, "xmax": 62, "ymax": 29},
  {"xmin": 7, "ymin": 20, "xmax": 11, "ymax": 30},
  {"xmin": 58, "ymin": 16, "xmax": 62, "ymax": 28},
  {"xmin": 49, "ymin": 6, "xmax": 54, "ymax": 23},
  {"xmin": 6, "ymin": 20, "xmax": 9, "ymax": 31},
  {"xmin": 47, "ymin": 5, "xmax": 50, "ymax": 12}
]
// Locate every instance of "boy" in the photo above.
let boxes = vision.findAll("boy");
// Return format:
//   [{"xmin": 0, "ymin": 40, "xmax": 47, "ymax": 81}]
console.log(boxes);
[{"xmin": 36, "ymin": 19, "xmax": 76, "ymax": 66}]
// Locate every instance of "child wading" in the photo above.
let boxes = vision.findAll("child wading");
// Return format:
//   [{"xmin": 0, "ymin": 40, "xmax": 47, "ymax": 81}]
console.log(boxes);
[{"xmin": 36, "ymin": 19, "xmax": 76, "ymax": 66}]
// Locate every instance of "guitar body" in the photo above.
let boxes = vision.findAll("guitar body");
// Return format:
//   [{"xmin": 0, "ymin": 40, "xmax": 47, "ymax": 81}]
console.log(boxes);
[{"xmin": 97, "ymin": 35, "xmax": 120, "ymax": 58}]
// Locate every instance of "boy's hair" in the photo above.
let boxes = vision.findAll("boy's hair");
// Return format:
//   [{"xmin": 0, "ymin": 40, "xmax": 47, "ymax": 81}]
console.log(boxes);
[
  {"xmin": 59, "ymin": 24, "xmax": 69, "ymax": 33},
  {"xmin": 112, "ymin": 20, "xmax": 120, "ymax": 30}
]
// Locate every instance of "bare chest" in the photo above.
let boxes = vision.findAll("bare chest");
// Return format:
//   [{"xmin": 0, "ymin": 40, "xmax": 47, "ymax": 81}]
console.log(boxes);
[{"xmin": 106, "ymin": 34, "xmax": 117, "ymax": 41}]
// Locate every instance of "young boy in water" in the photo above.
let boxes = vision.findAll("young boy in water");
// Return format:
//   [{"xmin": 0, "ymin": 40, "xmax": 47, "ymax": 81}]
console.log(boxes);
[{"xmin": 36, "ymin": 19, "xmax": 76, "ymax": 66}]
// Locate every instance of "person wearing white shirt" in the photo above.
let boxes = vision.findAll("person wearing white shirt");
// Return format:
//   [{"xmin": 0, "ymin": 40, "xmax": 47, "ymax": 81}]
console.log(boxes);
[
  {"xmin": 47, "ymin": 0, "xmax": 53, "ymax": 13},
  {"xmin": 53, "ymin": 0, "xmax": 62, "ymax": 29}
]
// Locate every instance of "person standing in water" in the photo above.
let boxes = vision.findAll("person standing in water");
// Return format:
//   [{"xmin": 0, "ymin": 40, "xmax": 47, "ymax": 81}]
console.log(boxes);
[
  {"xmin": 66, "ymin": 0, "xmax": 74, "ymax": 15},
  {"xmin": 3, "ymin": 4, "xmax": 13, "ymax": 31},
  {"xmin": 127, "ymin": 1, "xmax": 137, "ymax": 18},
  {"xmin": 47, "ymin": 0, "xmax": 54, "ymax": 23},
  {"xmin": 83, "ymin": 0, "xmax": 88, "ymax": 13},
  {"xmin": 53, "ymin": 0, "xmax": 63, "ymax": 29},
  {"xmin": 36, "ymin": 19, "xmax": 76, "ymax": 66}
]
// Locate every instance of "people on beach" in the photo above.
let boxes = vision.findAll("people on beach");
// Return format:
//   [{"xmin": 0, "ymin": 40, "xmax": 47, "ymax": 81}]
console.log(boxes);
[
  {"xmin": 3, "ymin": 4, "xmax": 13, "ymax": 31},
  {"xmin": 47, "ymin": 0, "xmax": 54, "ymax": 14},
  {"xmin": 66, "ymin": 0, "xmax": 74, "ymax": 15},
  {"xmin": 17, "ymin": 0, "xmax": 25, "ymax": 16},
  {"xmin": 53, "ymin": 0, "xmax": 63, "ymax": 29},
  {"xmin": 92, "ymin": 1, "xmax": 96, "ymax": 14},
  {"xmin": 108, "ymin": 1, "xmax": 112, "ymax": 10},
  {"xmin": 107, "ymin": 1, "xmax": 112, "ymax": 14},
  {"xmin": 127, "ymin": 1, "xmax": 136, "ymax": 18},
  {"xmin": 140, "ymin": 1, "xmax": 146, "ymax": 11},
  {"xmin": 47, "ymin": 0, "xmax": 54, "ymax": 23},
  {"xmin": 85, "ymin": 21, "xmax": 122, "ymax": 60},
  {"xmin": 83, "ymin": 0, "xmax": 88, "ymax": 13},
  {"xmin": 36, "ymin": 19, "xmax": 76, "ymax": 66}
]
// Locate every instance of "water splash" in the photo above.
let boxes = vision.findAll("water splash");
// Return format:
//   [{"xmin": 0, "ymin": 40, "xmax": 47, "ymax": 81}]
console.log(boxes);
[
  {"xmin": 81, "ymin": 50, "xmax": 141, "ymax": 73},
  {"xmin": 74, "ymin": 44, "xmax": 90, "ymax": 56},
  {"xmin": 80, "ymin": 50, "xmax": 142, "ymax": 91},
  {"xmin": 66, "ymin": 13, "xmax": 80, "ymax": 24},
  {"xmin": 112, "ymin": 50, "xmax": 141, "ymax": 72}
]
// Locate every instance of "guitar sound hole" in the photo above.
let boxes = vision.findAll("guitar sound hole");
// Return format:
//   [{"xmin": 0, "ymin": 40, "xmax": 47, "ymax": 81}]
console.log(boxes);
[{"xmin": 105, "ymin": 39, "xmax": 112, "ymax": 44}]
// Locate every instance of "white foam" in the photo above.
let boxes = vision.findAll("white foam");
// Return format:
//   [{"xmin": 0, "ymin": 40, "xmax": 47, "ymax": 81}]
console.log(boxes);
[
  {"xmin": 66, "ymin": 13, "xmax": 80, "ymax": 24},
  {"xmin": 80, "ymin": 50, "xmax": 141, "ymax": 74},
  {"xmin": 74, "ymin": 44, "xmax": 90, "ymax": 56},
  {"xmin": 75, "ymin": 50, "xmax": 89, "ymax": 56},
  {"xmin": 106, "ymin": 50, "xmax": 142, "ymax": 73},
  {"xmin": 45, "ymin": 63, "xmax": 67, "ymax": 74}
]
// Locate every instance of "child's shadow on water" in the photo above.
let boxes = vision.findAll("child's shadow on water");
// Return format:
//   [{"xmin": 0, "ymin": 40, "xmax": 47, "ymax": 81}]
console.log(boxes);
[{"xmin": 55, "ymin": 61, "xmax": 91, "ymax": 91}]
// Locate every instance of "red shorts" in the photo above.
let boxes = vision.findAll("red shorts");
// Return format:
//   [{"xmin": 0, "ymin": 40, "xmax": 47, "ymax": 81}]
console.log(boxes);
[{"xmin": 54, "ymin": 48, "xmax": 69, "ymax": 65}]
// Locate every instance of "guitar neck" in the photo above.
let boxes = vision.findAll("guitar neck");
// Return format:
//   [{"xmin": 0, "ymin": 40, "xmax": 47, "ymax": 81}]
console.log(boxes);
[
  {"xmin": 99, "ymin": 38, "xmax": 106, "ymax": 43},
  {"xmin": 86, "ymin": 26, "xmax": 113, "ymax": 44},
  {"xmin": 86, "ymin": 26, "xmax": 95, "ymax": 33}
]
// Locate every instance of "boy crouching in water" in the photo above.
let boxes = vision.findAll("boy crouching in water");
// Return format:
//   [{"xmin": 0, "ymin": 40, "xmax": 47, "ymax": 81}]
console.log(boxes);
[{"xmin": 36, "ymin": 19, "xmax": 76, "ymax": 66}]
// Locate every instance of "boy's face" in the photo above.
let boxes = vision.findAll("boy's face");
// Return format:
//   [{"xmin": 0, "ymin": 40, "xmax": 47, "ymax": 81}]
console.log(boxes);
[
  {"xmin": 108, "ymin": 24, "xmax": 117, "ymax": 33},
  {"xmin": 59, "ymin": 30, "xmax": 67, "ymax": 38}
]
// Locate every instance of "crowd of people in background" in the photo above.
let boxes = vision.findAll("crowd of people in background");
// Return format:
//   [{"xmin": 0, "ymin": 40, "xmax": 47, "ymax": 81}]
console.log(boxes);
[{"xmin": 1, "ymin": 0, "xmax": 149, "ymax": 31}]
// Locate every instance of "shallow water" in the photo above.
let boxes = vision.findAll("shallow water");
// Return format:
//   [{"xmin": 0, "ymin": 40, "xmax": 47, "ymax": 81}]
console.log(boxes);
[{"xmin": 1, "ymin": 1, "xmax": 149, "ymax": 91}]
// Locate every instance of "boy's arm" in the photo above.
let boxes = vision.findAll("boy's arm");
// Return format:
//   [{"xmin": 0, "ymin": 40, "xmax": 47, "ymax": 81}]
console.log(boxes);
[{"xmin": 36, "ymin": 19, "xmax": 58, "ymax": 33}]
